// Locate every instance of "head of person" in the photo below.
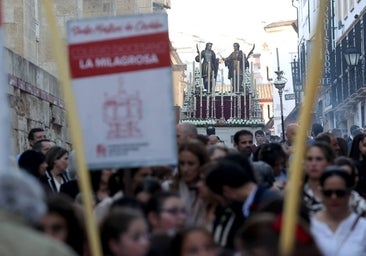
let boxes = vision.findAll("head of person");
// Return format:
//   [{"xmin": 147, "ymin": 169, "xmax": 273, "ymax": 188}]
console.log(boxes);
[
  {"xmin": 206, "ymin": 126, "xmax": 215, "ymax": 136},
  {"xmin": 45, "ymin": 146, "xmax": 69, "ymax": 173},
  {"xmin": 18, "ymin": 150, "xmax": 48, "ymax": 179},
  {"xmin": 255, "ymin": 130, "xmax": 266, "ymax": 146},
  {"xmin": 170, "ymin": 227, "xmax": 218, "ymax": 256},
  {"xmin": 207, "ymin": 143, "xmax": 229, "ymax": 161},
  {"xmin": 205, "ymin": 42, "xmax": 213, "ymax": 50},
  {"xmin": 196, "ymin": 134, "xmax": 209, "ymax": 145},
  {"xmin": 100, "ymin": 208, "xmax": 150, "ymax": 256},
  {"xmin": 146, "ymin": 191, "xmax": 187, "ymax": 235},
  {"xmin": 257, "ymin": 143, "xmax": 287, "ymax": 176},
  {"xmin": 32, "ymin": 139, "xmax": 54, "ymax": 155},
  {"xmin": 27, "ymin": 128, "xmax": 47, "ymax": 147},
  {"xmin": 224, "ymin": 153, "xmax": 258, "ymax": 183},
  {"xmin": 319, "ymin": 166, "xmax": 355, "ymax": 214},
  {"xmin": 285, "ymin": 123, "xmax": 299, "ymax": 145},
  {"xmin": 251, "ymin": 160, "xmax": 275, "ymax": 188},
  {"xmin": 315, "ymin": 132, "xmax": 341, "ymax": 157},
  {"xmin": 130, "ymin": 167, "xmax": 153, "ymax": 193},
  {"xmin": 0, "ymin": 170, "xmax": 46, "ymax": 225},
  {"xmin": 151, "ymin": 165, "xmax": 173, "ymax": 183},
  {"xmin": 334, "ymin": 156, "xmax": 358, "ymax": 187},
  {"xmin": 134, "ymin": 176, "xmax": 162, "ymax": 204},
  {"xmin": 205, "ymin": 158, "xmax": 256, "ymax": 203},
  {"xmin": 207, "ymin": 135, "xmax": 219, "ymax": 145},
  {"xmin": 89, "ymin": 169, "xmax": 114, "ymax": 199},
  {"xmin": 39, "ymin": 193, "xmax": 85, "ymax": 255},
  {"xmin": 311, "ymin": 123, "xmax": 323, "ymax": 138},
  {"xmin": 270, "ymin": 135, "xmax": 282, "ymax": 143},
  {"xmin": 176, "ymin": 122, "xmax": 198, "ymax": 146},
  {"xmin": 177, "ymin": 140, "xmax": 209, "ymax": 186},
  {"xmin": 331, "ymin": 128, "xmax": 342, "ymax": 138},
  {"xmin": 350, "ymin": 125, "xmax": 361, "ymax": 137},
  {"xmin": 336, "ymin": 137, "xmax": 348, "ymax": 156},
  {"xmin": 236, "ymin": 213, "xmax": 321, "ymax": 256},
  {"xmin": 305, "ymin": 141, "xmax": 335, "ymax": 181},
  {"xmin": 233, "ymin": 42, "xmax": 240, "ymax": 50},
  {"xmin": 233, "ymin": 129, "xmax": 254, "ymax": 158},
  {"xmin": 349, "ymin": 133, "xmax": 366, "ymax": 161}
]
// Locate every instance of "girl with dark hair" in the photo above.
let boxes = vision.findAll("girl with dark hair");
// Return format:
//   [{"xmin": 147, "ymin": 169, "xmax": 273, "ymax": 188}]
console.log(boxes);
[
  {"xmin": 257, "ymin": 143, "xmax": 288, "ymax": 191},
  {"xmin": 39, "ymin": 194, "xmax": 86, "ymax": 255},
  {"xmin": 310, "ymin": 166, "xmax": 366, "ymax": 256},
  {"xmin": 100, "ymin": 208, "xmax": 150, "ymax": 256},
  {"xmin": 146, "ymin": 191, "xmax": 186, "ymax": 235},
  {"xmin": 134, "ymin": 176, "xmax": 162, "ymax": 204},
  {"xmin": 18, "ymin": 149, "xmax": 48, "ymax": 180},
  {"xmin": 349, "ymin": 133, "xmax": 366, "ymax": 198},
  {"xmin": 170, "ymin": 227, "xmax": 218, "ymax": 256}
]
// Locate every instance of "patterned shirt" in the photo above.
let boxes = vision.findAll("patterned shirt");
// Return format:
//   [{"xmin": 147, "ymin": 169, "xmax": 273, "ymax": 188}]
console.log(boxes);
[{"xmin": 303, "ymin": 183, "xmax": 366, "ymax": 216}]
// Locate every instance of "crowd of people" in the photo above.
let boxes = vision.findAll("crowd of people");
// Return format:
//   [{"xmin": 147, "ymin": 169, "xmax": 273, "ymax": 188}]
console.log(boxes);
[{"xmin": 1, "ymin": 123, "xmax": 366, "ymax": 255}]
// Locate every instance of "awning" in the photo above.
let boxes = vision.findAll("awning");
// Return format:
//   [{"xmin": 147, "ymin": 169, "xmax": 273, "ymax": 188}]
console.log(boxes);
[{"xmin": 284, "ymin": 105, "xmax": 299, "ymax": 126}]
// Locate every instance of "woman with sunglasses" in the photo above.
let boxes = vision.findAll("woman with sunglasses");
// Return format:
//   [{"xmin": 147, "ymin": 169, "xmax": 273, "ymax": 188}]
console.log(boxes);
[{"xmin": 310, "ymin": 166, "xmax": 366, "ymax": 256}]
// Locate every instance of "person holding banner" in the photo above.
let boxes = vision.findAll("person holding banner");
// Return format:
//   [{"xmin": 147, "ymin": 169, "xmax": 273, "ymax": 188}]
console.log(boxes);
[{"xmin": 195, "ymin": 42, "xmax": 218, "ymax": 92}]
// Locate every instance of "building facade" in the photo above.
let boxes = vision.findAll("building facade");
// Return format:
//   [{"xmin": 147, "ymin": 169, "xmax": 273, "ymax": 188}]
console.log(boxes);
[
  {"xmin": 263, "ymin": 20, "xmax": 298, "ymax": 136},
  {"xmin": 296, "ymin": 0, "xmax": 366, "ymax": 134},
  {"xmin": 4, "ymin": 0, "xmax": 184, "ymax": 153}
]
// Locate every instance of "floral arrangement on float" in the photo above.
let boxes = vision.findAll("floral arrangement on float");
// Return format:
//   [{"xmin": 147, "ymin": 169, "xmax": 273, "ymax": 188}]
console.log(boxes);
[{"xmin": 180, "ymin": 117, "xmax": 265, "ymax": 127}]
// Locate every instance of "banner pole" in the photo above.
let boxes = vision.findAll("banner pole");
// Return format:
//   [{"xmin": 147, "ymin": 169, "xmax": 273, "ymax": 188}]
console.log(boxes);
[
  {"xmin": 40, "ymin": 1, "xmax": 102, "ymax": 255},
  {"xmin": 279, "ymin": 1, "xmax": 328, "ymax": 255}
]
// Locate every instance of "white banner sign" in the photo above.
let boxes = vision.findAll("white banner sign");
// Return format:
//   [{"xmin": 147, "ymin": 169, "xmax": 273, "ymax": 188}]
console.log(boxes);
[{"xmin": 67, "ymin": 13, "xmax": 177, "ymax": 169}]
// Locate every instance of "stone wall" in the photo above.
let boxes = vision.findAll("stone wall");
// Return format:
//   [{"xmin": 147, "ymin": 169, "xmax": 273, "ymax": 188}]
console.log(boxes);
[{"xmin": 6, "ymin": 48, "xmax": 71, "ymax": 155}]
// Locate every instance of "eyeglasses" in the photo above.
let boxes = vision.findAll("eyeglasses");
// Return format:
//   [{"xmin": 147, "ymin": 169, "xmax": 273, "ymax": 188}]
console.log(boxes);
[
  {"xmin": 322, "ymin": 189, "xmax": 349, "ymax": 198},
  {"xmin": 160, "ymin": 207, "xmax": 187, "ymax": 215}
]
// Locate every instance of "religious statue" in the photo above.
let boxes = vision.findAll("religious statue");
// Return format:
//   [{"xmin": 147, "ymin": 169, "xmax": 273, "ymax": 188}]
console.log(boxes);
[
  {"xmin": 224, "ymin": 43, "xmax": 255, "ymax": 92},
  {"xmin": 195, "ymin": 42, "xmax": 219, "ymax": 92}
]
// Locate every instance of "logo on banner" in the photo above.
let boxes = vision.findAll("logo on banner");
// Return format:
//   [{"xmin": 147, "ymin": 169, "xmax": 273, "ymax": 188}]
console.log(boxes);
[{"xmin": 103, "ymin": 77, "xmax": 142, "ymax": 140}]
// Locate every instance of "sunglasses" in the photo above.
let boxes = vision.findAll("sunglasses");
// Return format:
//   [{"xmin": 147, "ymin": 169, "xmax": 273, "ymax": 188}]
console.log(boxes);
[{"xmin": 322, "ymin": 189, "xmax": 349, "ymax": 198}]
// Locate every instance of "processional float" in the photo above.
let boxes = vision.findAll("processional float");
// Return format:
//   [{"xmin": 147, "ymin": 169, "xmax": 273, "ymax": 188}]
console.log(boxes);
[{"xmin": 182, "ymin": 43, "xmax": 263, "ymax": 127}]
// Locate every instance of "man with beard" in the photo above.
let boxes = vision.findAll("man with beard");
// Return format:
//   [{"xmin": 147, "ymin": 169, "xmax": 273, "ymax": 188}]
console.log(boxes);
[{"xmin": 233, "ymin": 129, "xmax": 255, "ymax": 160}]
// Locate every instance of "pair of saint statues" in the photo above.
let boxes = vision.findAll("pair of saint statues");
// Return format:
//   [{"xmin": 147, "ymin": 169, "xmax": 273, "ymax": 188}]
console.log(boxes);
[{"xmin": 195, "ymin": 42, "xmax": 254, "ymax": 92}]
